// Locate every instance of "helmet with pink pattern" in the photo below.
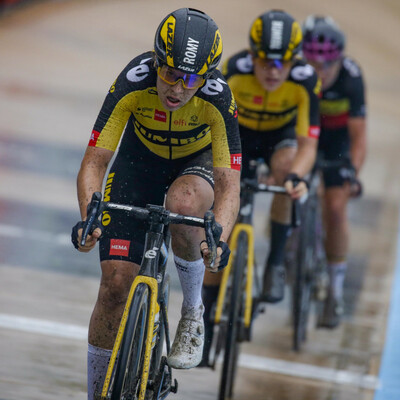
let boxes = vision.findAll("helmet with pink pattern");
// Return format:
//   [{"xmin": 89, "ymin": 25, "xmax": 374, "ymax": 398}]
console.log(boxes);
[{"xmin": 302, "ymin": 15, "xmax": 345, "ymax": 62}]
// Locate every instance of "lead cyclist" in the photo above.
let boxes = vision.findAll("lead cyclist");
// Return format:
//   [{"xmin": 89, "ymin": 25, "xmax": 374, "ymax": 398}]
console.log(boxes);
[{"xmin": 70, "ymin": 8, "xmax": 241, "ymax": 399}]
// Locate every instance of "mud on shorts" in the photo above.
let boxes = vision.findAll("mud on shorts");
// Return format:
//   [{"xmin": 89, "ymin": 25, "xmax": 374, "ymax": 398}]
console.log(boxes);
[
  {"xmin": 318, "ymin": 128, "xmax": 351, "ymax": 188},
  {"xmin": 240, "ymin": 125, "xmax": 297, "ymax": 179},
  {"xmin": 99, "ymin": 148, "xmax": 214, "ymax": 265}
]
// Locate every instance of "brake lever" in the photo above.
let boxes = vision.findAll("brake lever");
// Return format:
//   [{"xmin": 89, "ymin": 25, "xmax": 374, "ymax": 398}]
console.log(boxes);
[
  {"xmin": 204, "ymin": 210, "xmax": 222, "ymax": 268},
  {"xmin": 80, "ymin": 192, "xmax": 102, "ymax": 246}
]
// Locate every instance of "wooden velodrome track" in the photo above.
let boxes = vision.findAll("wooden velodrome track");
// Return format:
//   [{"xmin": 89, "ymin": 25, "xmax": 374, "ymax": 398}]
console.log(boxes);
[{"xmin": 0, "ymin": 0, "xmax": 399, "ymax": 399}]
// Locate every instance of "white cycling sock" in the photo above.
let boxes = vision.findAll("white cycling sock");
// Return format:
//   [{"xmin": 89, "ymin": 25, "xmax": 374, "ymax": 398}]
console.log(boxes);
[
  {"xmin": 174, "ymin": 255, "xmax": 205, "ymax": 318},
  {"xmin": 328, "ymin": 261, "xmax": 347, "ymax": 299},
  {"xmin": 87, "ymin": 343, "xmax": 112, "ymax": 400}
]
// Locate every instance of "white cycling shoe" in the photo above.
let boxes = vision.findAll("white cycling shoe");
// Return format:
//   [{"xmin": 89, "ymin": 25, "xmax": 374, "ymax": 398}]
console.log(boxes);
[{"xmin": 167, "ymin": 305, "xmax": 204, "ymax": 369}]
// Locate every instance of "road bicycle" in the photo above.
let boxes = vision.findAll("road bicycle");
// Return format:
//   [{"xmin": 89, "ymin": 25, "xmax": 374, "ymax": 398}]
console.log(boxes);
[
  {"xmin": 206, "ymin": 162, "xmax": 300, "ymax": 400},
  {"xmin": 81, "ymin": 192, "xmax": 222, "ymax": 400},
  {"xmin": 287, "ymin": 158, "xmax": 362, "ymax": 351}
]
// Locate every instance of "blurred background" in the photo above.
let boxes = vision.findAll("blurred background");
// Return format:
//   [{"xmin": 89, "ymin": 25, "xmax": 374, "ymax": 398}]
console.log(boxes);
[{"xmin": 0, "ymin": 0, "xmax": 399, "ymax": 399}]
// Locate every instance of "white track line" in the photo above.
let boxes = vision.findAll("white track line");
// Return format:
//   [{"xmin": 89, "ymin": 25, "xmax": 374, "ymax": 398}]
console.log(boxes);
[
  {"xmin": 0, "ymin": 223, "xmax": 70, "ymax": 245},
  {"xmin": 0, "ymin": 313, "xmax": 379, "ymax": 390},
  {"xmin": 239, "ymin": 353, "xmax": 380, "ymax": 390}
]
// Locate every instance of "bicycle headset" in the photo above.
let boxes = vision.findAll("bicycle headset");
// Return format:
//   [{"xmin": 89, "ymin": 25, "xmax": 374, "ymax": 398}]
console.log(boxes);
[
  {"xmin": 302, "ymin": 15, "xmax": 346, "ymax": 63},
  {"xmin": 154, "ymin": 8, "xmax": 223, "ymax": 78},
  {"xmin": 249, "ymin": 10, "xmax": 303, "ymax": 61}
]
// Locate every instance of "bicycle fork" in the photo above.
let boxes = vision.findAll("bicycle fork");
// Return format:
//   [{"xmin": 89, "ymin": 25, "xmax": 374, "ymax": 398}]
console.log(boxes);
[
  {"xmin": 101, "ymin": 276, "xmax": 158, "ymax": 400},
  {"xmin": 214, "ymin": 223, "xmax": 255, "ymax": 331}
]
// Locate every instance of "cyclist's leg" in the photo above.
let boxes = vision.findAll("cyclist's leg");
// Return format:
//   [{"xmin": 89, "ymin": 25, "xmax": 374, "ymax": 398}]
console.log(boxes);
[
  {"xmin": 164, "ymin": 151, "xmax": 214, "ymax": 369},
  {"xmin": 320, "ymin": 169, "xmax": 350, "ymax": 327},
  {"xmin": 262, "ymin": 131, "xmax": 297, "ymax": 303},
  {"xmin": 88, "ymin": 259, "xmax": 139, "ymax": 400},
  {"xmin": 318, "ymin": 133, "xmax": 351, "ymax": 328}
]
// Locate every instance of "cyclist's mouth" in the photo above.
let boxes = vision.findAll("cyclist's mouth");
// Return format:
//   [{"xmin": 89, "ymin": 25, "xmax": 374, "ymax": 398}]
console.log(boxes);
[{"xmin": 166, "ymin": 96, "xmax": 181, "ymax": 108}]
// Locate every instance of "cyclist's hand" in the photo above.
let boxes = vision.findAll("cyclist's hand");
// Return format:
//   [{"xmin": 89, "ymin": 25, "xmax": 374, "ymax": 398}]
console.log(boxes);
[
  {"xmin": 284, "ymin": 173, "xmax": 309, "ymax": 200},
  {"xmin": 71, "ymin": 220, "xmax": 102, "ymax": 253},
  {"xmin": 200, "ymin": 240, "xmax": 231, "ymax": 273},
  {"xmin": 349, "ymin": 178, "xmax": 363, "ymax": 198}
]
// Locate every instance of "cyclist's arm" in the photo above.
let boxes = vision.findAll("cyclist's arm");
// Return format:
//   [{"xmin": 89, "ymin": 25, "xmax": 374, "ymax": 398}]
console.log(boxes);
[
  {"xmin": 348, "ymin": 117, "xmax": 367, "ymax": 174},
  {"xmin": 289, "ymin": 136, "xmax": 318, "ymax": 178},
  {"xmin": 77, "ymin": 146, "xmax": 114, "ymax": 219}
]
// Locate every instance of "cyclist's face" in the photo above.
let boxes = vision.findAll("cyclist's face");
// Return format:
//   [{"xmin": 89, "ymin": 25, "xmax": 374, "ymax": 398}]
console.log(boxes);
[
  {"xmin": 253, "ymin": 57, "xmax": 293, "ymax": 92},
  {"xmin": 307, "ymin": 59, "xmax": 341, "ymax": 90},
  {"xmin": 157, "ymin": 77, "xmax": 198, "ymax": 111}
]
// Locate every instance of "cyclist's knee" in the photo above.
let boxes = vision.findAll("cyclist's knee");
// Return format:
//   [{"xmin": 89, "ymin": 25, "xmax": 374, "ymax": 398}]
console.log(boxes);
[
  {"xmin": 270, "ymin": 148, "xmax": 296, "ymax": 184},
  {"xmin": 166, "ymin": 175, "xmax": 213, "ymax": 216},
  {"xmin": 98, "ymin": 260, "xmax": 137, "ymax": 311},
  {"xmin": 324, "ymin": 189, "xmax": 347, "ymax": 226}
]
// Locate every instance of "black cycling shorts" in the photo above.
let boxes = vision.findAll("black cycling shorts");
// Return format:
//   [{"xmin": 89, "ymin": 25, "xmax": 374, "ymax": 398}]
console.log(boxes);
[
  {"xmin": 99, "ymin": 148, "xmax": 214, "ymax": 265},
  {"xmin": 240, "ymin": 125, "xmax": 297, "ymax": 179},
  {"xmin": 318, "ymin": 129, "xmax": 350, "ymax": 188}
]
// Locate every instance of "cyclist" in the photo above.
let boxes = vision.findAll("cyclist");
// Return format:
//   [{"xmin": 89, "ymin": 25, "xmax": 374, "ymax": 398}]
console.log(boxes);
[
  {"xmin": 70, "ymin": 8, "xmax": 241, "ymax": 398},
  {"xmin": 302, "ymin": 15, "xmax": 367, "ymax": 328},
  {"xmin": 201, "ymin": 9, "xmax": 320, "ymax": 364}
]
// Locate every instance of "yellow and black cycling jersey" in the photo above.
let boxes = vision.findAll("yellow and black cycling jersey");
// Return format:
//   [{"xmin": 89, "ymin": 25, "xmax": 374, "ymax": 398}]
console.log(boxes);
[
  {"xmin": 221, "ymin": 49, "xmax": 321, "ymax": 138},
  {"xmin": 89, "ymin": 51, "xmax": 241, "ymax": 170}
]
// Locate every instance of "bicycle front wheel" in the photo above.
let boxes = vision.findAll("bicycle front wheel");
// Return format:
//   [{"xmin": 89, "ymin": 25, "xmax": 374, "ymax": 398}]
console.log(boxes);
[
  {"xmin": 219, "ymin": 232, "xmax": 248, "ymax": 400},
  {"xmin": 292, "ymin": 198, "xmax": 317, "ymax": 351},
  {"xmin": 111, "ymin": 283, "xmax": 149, "ymax": 400}
]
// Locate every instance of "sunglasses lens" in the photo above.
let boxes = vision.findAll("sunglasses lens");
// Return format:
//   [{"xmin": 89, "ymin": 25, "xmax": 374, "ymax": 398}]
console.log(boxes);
[{"xmin": 157, "ymin": 65, "xmax": 204, "ymax": 89}]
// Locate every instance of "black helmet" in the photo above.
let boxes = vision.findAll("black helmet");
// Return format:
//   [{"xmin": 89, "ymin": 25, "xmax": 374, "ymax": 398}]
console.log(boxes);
[
  {"xmin": 154, "ymin": 8, "xmax": 223, "ymax": 76},
  {"xmin": 249, "ymin": 10, "xmax": 302, "ymax": 61},
  {"xmin": 302, "ymin": 15, "xmax": 346, "ymax": 62}
]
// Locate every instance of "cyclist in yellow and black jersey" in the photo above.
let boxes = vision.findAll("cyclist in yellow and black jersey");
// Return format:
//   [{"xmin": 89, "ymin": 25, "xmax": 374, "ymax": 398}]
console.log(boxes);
[
  {"xmin": 91, "ymin": 51, "xmax": 241, "ymax": 165},
  {"xmin": 201, "ymin": 10, "xmax": 320, "ymax": 366},
  {"xmin": 70, "ymin": 8, "xmax": 241, "ymax": 399}
]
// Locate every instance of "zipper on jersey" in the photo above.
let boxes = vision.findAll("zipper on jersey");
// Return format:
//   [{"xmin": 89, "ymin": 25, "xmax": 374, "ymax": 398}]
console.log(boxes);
[{"xmin": 258, "ymin": 91, "xmax": 268, "ymax": 131}]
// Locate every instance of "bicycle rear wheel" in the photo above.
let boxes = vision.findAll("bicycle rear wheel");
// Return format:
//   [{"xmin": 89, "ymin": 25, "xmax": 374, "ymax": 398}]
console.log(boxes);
[
  {"xmin": 292, "ymin": 198, "xmax": 318, "ymax": 351},
  {"xmin": 218, "ymin": 232, "xmax": 248, "ymax": 400},
  {"xmin": 111, "ymin": 283, "xmax": 149, "ymax": 400}
]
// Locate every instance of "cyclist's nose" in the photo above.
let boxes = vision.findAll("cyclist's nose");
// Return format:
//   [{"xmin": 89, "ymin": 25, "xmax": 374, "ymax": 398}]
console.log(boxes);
[{"xmin": 171, "ymin": 80, "xmax": 185, "ymax": 93}]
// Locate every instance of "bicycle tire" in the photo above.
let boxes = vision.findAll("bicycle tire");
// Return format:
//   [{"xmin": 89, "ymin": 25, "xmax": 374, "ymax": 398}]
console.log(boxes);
[
  {"xmin": 218, "ymin": 232, "xmax": 248, "ymax": 400},
  {"xmin": 148, "ymin": 275, "xmax": 171, "ymax": 400},
  {"xmin": 292, "ymin": 197, "xmax": 318, "ymax": 351},
  {"xmin": 111, "ymin": 283, "xmax": 149, "ymax": 400}
]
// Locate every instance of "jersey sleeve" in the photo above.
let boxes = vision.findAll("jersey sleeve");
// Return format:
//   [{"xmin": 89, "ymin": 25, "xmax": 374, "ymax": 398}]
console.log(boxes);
[
  {"xmin": 89, "ymin": 52, "xmax": 155, "ymax": 151},
  {"xmin": 200, "ymin": 71, "xmax": 242, "ymax": 170},
  {"xmin": 291, "ymin": 63, "xmax": 321, "ymax": 139},
  {"xmin": 343, "ymin": 58, "xmax": 367, "ymax": 118}
]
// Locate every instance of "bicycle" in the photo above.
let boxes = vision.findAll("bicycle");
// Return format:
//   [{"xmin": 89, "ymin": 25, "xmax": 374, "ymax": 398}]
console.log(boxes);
[
  {"xmin": 206, "ymin": 162, "xmax": 300, "ymax": 400},
  {"xmin": 81, "ymin": 192, "xmax": 222, "ymax": 400},
  {"xmin": 286, "ymin": 158, "xmax": 362, "ymax": 351}
]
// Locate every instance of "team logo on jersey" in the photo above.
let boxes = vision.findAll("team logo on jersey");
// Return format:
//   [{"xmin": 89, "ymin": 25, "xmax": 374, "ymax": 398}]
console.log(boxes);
[
  {"xmin": 230, "ymin": 154, "xmax": 242, "ymax": 171},
  {"xmin": 154, "ymin": 109, "xmax": 167, "ymax": 122},
  {"xmin": 89, "ymin": 130, "xmax": 100, "ymax": 147},
  {"xmin": 253, "ymin": 95, "xmax": 263, "ymax": 105},
  {"xmin": 308, "ymin": 126, "xmax": 320, "ymax": 138},
  {"xmin": 109, "ymin": 239, "xmax": 130, "ymax": 257},
  {"xmin": 126, "ymin": 60, "xmax": 151, "ymax": 83}
]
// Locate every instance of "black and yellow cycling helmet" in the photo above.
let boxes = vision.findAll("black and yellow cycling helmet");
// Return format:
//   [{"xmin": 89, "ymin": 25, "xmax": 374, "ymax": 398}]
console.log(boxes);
[
  {"xmin": 249, "ymin": 10, "xmax": 302, "ymax": 61},
  {"xmin": 154, "ymin": 8, "xmax": 223, "ymax": 76}
]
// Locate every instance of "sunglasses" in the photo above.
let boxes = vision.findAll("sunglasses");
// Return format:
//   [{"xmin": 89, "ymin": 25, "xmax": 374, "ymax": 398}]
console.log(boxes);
[
  {"xmin": 255, "ymin": 58, "xmax": 292, "ymax": 71},
  {"xmin": 157, "ymin": 64, "xmax": 205, "ymax": 89}
]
